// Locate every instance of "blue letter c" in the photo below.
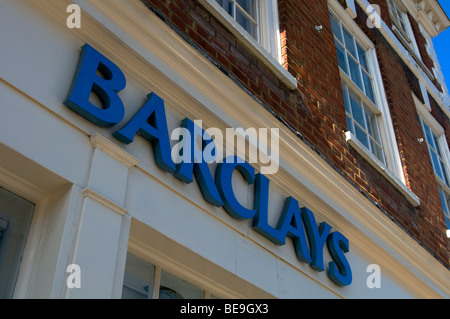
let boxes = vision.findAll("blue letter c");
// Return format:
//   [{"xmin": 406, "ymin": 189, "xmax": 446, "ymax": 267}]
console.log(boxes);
[{"xmin": 216, "ymin": 156, "xmax": 256, "ymax": 220}]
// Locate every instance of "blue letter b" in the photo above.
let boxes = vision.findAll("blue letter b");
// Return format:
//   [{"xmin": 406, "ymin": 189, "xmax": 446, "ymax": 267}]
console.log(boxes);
[{"xmin": 64, "ymin": 43, "xmax": 126, "ymax": 127}]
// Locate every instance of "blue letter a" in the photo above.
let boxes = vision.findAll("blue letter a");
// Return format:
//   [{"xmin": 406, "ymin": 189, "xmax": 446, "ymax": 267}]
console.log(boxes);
[
  {"xmin": 64, "ymin": 43, "xmax": 126, "ymax": 127},
  {"xmin": 113, "ymin": 93, "xmax": 175, "ymax": 173},
  {"xmin": 174, "ymin": 118, "xmax": 223, "ymax": 207}
]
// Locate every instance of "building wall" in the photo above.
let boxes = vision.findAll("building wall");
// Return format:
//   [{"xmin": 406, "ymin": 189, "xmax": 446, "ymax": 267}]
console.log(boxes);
[
  {"xmin": 141, "ymin": 0, "xmax": 449, "ymax": 268},
  {"xmin": 0, "ymin": 0, "xmax": 449, "ymax": 299},
  {"xmin": 353, "ymin": 6, "xmax": 449, "ymax": 265}
]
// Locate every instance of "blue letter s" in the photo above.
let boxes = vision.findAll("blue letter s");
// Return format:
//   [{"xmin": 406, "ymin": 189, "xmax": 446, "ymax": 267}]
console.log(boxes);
[{"xmin": 327, "ymin": 231, "xmax": 352, "ymax": 286}]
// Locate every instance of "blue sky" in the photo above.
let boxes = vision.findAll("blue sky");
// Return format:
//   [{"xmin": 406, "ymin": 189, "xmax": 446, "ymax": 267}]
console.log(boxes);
[{"xmin": 433, "ymin": 0, "xmax": 450, "ymax": 89}]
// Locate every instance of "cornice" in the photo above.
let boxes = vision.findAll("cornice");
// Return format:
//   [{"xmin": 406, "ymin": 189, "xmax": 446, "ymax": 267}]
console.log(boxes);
[{"xmin": 401, "ymin": 0, "xmax": 450, "ymax": 37}]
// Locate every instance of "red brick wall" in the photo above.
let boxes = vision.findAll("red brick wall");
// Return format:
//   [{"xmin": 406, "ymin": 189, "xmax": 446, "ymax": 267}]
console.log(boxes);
[
  {"xmin": 141, "ymin": 0, "xmax": 449, "ymax": 267},
  {"xmin": 353, "ymin": 3, "xmax": 449, "ymax": 266},
  {"xmin": 367, "ymin": 0, "xmax": 393, "ymax": 27},
  {"xmin": 278, "ymin": 0, "xmax": 348, "ymax": 160}
]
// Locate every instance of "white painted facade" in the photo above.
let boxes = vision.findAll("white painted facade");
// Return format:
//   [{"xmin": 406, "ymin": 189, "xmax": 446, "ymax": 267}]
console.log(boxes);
[{"xmin": 0, "ymin": 0, "xmax": 449, "ymax": 299}]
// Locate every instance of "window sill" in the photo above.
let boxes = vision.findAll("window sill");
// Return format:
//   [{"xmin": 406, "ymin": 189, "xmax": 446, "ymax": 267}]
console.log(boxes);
[
  {"xmin": 345, "ymin": 131, "xmax": 420, "ymax": 207},
  {"xmin": 197, "ymin": 0, "xmax": 298, "ymax": 90}
]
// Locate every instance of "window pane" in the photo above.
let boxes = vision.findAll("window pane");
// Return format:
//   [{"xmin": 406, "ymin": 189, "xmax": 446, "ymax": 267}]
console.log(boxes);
[
  {"xmin": 349, "ymin": 92, "xmax": 364, "ymax": 127},
  {"xmin": 445, "ymin": 214, "xmax": 450, "ymax": 231},
  {"xmin": 433, "ymin": 135, "xmax": 442, "ymax": 156},
  {"xmin": 342, "ymin": 84, "xmax": 350, "ymax": 112},
  {"xmin": 421, "ymin": 120, "xmax": 449, "ymax": 185},
  {"xmin": 348, "ymin": 56, "xmax": 363, "ymax": 90},
  {"xmin": 159, "ymin": 270, "xmax": 204, "ymax": 299},
  {"xmin": 438, "ymin": 188, "xmax": 450, "ymax": 229},
  {"xmin": 365, "ymin": 105, "xmax": 385, "ymax": 162},
  {"xmin": 430, "ymin": 149, "xmax": 445, "ymax": 180},
  {"xmin": 0, "ymin": 187, "xmax": 34, "ymax": 299},
  {"xmin": 335, "ymin": 40, "xmax": 348, "ymax": 74},
  {"xmin": 371, "ymin": 140, "xmax": 385, "ymax": 163},
  {"xmin": 122, "ymin": 253, "xmax": 155, "ymax": 299},
  {"xmin": 399, "ymin": 17, "xmax": 408, "ymax": 33},
  {"xmin": 394, "ymin": 6, "xmax": 408, "ymax": 33},
  {"xmin": 362, "ymin": 71, "xmax": 375, "ymax": 102},
  {"xmin": 343, "ymin": 28, "xmax": 357, "ymax": 58},
  {"xmin": 216, "ymin": 0, "xmax": 233, "ymax": 15},
  {"xmin": 439, "ymin": 188, "xmax": 449, "ymax": 214},
  {"xmin": 423, "ymin": 122, "xmax": 434, "ymax": 147},
  {"xmin": 357, "ymin": 44, "xmax": 368, "ymax": 71},
  {"xmin": 346, "ymin": 115, "xmax": 353, "ymax": 132},
  {"xmin": 331, "ymin": 12, "xmax": 375, "ymax": 103},
  {"xmin": 432, "ymin": 134, "xmax": 448, "ymax": 184},
  {"xmin": 364, "ymin": 108, "xmax": 381, "ymax": 143},
  {"xmin": 440, "ymin": 160, "xmax": 449, "ymax": 185},
  {"xmin": 437, "ymin": 155, "xmax": 449, "ymax": 186},
  {"xmin": 342, "ymin": 85, "xmax": 354, "ymax": 131},
  {"xmin": 237, "ymin": 0, "xmax": 257, "ymax": 20},
  {"xmin": 355, "ymin": 124, "xmax": 370, "ymax": 149},
  {"xmin": 365, "ymin": 111, "xmax": 374, "ymax": 138},
  {"xmin": 236, "ymin": 7, "xmax": 258, "ymax": 38},
  {"xmin": 216, "ymin": 0, "xmax": 259, "ymax": 40},
  {"xmin": 330, "ymin": 14, "xmax": 343, "ymax": 43}
]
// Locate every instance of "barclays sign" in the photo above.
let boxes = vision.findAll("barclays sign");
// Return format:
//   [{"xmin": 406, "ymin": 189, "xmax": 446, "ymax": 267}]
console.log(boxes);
[{"xmin": 64, "ymin": 43, "xmax": 352, "ymax": 287}]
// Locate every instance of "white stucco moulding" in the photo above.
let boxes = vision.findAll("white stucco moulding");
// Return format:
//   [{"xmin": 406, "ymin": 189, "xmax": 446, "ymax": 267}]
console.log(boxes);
[{"xmin": 89, "ymin": 133, "xmax": 140, "ymax": 168}]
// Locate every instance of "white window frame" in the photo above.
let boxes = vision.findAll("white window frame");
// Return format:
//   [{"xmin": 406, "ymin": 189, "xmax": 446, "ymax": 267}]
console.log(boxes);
[
  {"xmin": 438, "ymin": 187, "xmax": 450, "ymax": 238},
  {"xmin": 386, "ymin": 0, "xmax": 421, "ymax": 58},
  {"xmin": 329, "ymin": 2, "xmax": 420, "ymax": 206},
  {"xmin": 416, "ymin": 98, "xmax": 450, "ymax": 189},
  {"xmin": 342, "ymin": 79, "xmax": 386, "ymax": 165},
  {"xmin": 214, "ymin": 0, "xmax": 261, "ymax": 42},
  {"xmin": 198, "ymin": 0, "xmax": 297, "ymax": 89},
  {"xmin": 210, "ymin": 0, "xmax": 280, "ymax": 61},
  {"xmin": 418, "ymin": 80, "xmax": 432, "ymax": 112},
  {"xmin": 122, "ymin": 252, "xmax": 215, "ymax": 299},
  {"xmin": 123, "ymin": 249, "xmax": 223, "ymax": 299},
  {"xmin": 0, "ymin": 167, "xmax": 46, "ymax": 299},
  {"xmin": 0, "ymin": 186, "xmax": 35, "ymax": 299},
  {"xmin": 416, "ymin": 97, "xmax": 450, "ymax": 236},
  {"xmin": 387, "ymin": 0, "xmax": 411, "ymax": 41}
]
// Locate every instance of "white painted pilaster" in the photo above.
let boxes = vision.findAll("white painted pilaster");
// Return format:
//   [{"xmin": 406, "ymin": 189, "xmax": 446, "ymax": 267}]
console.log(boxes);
[{"xmin": 67, "ymin": 134, "xmax": 138, "ymax": 298}]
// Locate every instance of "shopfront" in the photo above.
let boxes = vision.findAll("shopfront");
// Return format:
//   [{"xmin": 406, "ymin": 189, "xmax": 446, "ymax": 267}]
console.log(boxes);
[{"xmin": 0, "ymin": 0, "xmax": 449, "ymax": 299}]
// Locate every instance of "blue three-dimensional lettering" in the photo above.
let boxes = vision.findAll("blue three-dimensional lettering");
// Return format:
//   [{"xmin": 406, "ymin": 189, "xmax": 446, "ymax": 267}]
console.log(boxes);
[{"xmin": 64, "ymin": 43, "xmax": 352, "ymax": 287}]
